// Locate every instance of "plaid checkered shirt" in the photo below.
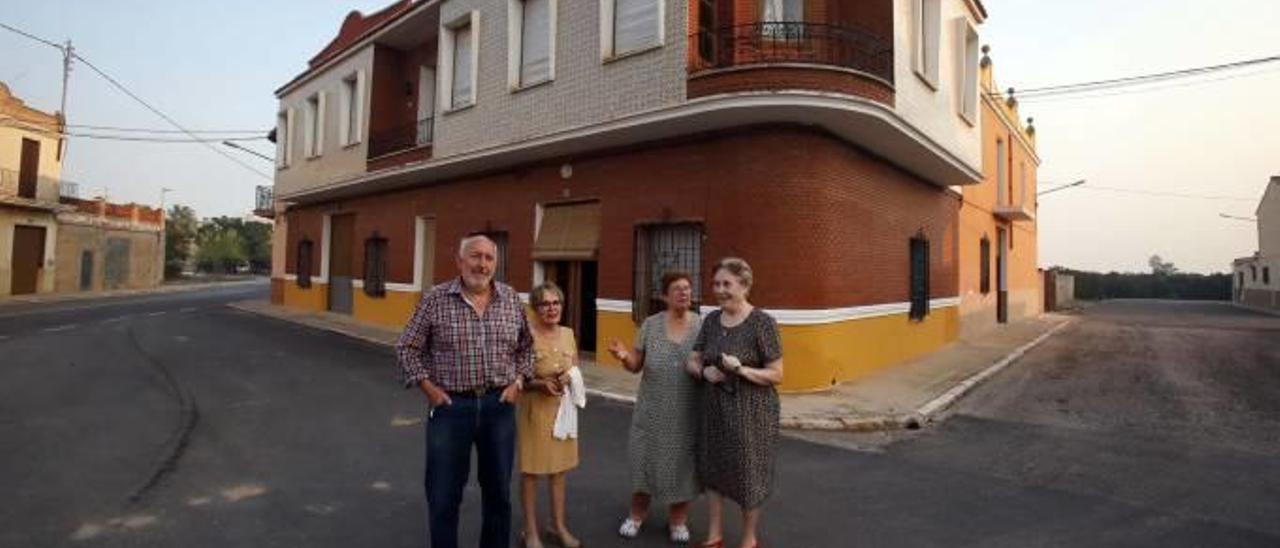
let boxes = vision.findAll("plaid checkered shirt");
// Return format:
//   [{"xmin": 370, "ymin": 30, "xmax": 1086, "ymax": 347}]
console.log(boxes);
[{"xmin": 395, "ymin": 278, "xmax": 534, "ymax": 392}]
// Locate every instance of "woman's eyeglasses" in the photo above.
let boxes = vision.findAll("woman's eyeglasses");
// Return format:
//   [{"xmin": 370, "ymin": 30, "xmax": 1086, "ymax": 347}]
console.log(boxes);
[{"xmin": 536, "ymin": 301, "xmax": 562, "ymax": 309}]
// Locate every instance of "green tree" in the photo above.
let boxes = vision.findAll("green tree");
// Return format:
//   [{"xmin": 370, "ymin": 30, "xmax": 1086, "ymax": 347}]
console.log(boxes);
[
  {"xmin": 165, "ymin": 204, "xmax": 199, "ymax": 279},
  {"xmin": 196, "ymin": 227, "xmax": 247, "ymax": 273}
]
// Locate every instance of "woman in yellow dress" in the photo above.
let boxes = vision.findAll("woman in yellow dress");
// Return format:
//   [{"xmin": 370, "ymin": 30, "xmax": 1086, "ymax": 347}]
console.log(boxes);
[{"xmin": 517, "ymin": 281, "xmax": 582, "ymax": 548}]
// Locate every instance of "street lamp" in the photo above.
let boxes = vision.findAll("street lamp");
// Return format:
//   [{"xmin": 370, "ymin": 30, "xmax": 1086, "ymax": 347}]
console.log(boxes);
[
  {"xmin": 222, "ymin": 140, "xmax": 274, "ymax": 163},
  {"xmin": 1038, "ymin": 179, "xmax": 1087, "ymax": 196}
]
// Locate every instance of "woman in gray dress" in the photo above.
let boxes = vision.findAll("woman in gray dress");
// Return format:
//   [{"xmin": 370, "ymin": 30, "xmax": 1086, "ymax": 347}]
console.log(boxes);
[
  {"xmin": 607, "ymin": 271, "xmax": 703, "ymax": 544},
  {"xmin": 685, "ymin": 258, "xmax": 783, "ymax": 548}
]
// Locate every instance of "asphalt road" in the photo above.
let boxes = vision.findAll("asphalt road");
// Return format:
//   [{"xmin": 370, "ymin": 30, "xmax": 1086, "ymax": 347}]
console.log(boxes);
[{"xmin": 2, "ymin": 291, "xmax": 1277, "ymax": 547}]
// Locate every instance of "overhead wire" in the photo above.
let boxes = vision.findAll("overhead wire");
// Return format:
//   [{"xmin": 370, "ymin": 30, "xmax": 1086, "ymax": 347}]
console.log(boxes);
[
  {"xmin": 69, "ymin": 51, "xmax": 273, "ymax": 180},
  {"xmin": 0, "ymin": 21, "xmax": 63, "ymax": 50},
  {"xmin": 2, "ymin": 20, "xmax": 273, "ymax": 180},
  {"xmin": 985, "ymin": 53, "xmax": 1280, "ymax": 102},
  {"xmin": 0, "ymin": 114, "xmax": 266, "ymax": 136}
]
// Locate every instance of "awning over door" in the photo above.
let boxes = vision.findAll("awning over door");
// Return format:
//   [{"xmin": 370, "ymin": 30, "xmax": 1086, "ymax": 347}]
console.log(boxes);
[{"xmin": 532, "ymin": 201, "xmax": 600, "ymax": 260}]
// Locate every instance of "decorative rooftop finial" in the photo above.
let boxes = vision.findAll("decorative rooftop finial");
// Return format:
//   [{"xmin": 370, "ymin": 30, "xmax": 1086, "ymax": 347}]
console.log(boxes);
[
  {"xmin": 1006, "ymin": 87, "xmax": 1018, "ymax": 109},
  {"xmin": 980, "ymin": 45, "xmax": 991, "ymax": 67},
  {"xmin": 1026, "ymin": 117, "xmax": 1036, "ymax": 137}
]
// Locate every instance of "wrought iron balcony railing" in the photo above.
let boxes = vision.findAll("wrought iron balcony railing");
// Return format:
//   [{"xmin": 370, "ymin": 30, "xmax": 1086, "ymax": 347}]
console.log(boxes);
[
  {"xmin": 253, "ymin": 185, "xmax": 275, "ymax": 218},
  {"xmin": 368, "ymin": 116, "xmax": 434, "ymax": 159},
  {"xmin": 689, "ymin": 22, "xmax": 894, "ymax": 84}
]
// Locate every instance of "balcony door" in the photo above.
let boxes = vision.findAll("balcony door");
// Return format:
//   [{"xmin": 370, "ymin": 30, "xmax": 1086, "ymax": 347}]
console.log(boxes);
[{"xmin": 417, "ymin": 66, "xmax": 436, "ymax": 146}]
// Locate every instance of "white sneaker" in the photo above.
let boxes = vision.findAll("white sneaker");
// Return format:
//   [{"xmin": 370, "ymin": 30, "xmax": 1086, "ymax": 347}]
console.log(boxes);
[
  {"xmin": 618, "ymin": 517, "xmax": 643, "ymax": 539},
  {"xmin": 669, "ymin": 524, "xmax": 691, "ymax": 544}
]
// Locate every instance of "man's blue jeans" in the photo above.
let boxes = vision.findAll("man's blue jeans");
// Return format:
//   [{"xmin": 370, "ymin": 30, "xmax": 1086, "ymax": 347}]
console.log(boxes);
[{"xmin": 425, "ymin": 390, "xmax": 515, "ymax": 548}]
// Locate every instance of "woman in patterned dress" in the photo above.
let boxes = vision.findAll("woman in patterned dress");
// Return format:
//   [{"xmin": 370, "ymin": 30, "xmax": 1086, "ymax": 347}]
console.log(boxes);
[
  {"xmin": 684, "ymin": 258, "xmax": 784, "ymax": 548},
  {"xmin": 517, "ymin": 282, "xmax": 582, "ymax": 548},
  {"xmin": 607, "ymin": 271, "xmax": 703, "ymax": 544}
]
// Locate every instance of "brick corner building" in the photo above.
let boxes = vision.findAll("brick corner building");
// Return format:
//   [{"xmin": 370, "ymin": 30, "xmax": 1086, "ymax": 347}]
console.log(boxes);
[{"xmin": 263, "ymin": 0, "xmax": 1044, "ymax": 391}]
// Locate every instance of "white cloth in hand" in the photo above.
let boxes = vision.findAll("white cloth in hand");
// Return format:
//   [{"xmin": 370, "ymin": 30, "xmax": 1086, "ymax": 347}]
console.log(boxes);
[{"xmin": 553, "ymin": 366, "xmax": 587, "ymax": 440}]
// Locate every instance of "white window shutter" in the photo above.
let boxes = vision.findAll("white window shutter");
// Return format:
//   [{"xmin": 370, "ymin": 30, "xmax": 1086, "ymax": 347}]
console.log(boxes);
[
  {"xmin": 452, "ymin": 25, "xmax": 473, "ymax": 107},
  {"xmin": 338, "ymin": 83, "xmax": 351, "ymax": 147},
  {"xmin": 285, "ymin": 108, "xmax": 296, "ymax": 166},
  {"xmin": 614, "ymin": 0, "xmax": 659, "ymax": 55},
  {"xmin": 355, "ymin": 70, "xmax": 366, "ymax": 144},
  {"xmin": 316, "ymin": 91, "xmax": 326, "ymax": 155},
  {"xmin": 520, "ymin": 0, "xmax": 551, "ymax": 84},
  {"xmin": 276, "ymin": 114, "xmax": 286, "ymax": 167}
]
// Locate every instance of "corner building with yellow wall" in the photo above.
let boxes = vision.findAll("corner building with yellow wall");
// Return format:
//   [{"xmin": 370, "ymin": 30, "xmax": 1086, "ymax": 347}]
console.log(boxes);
[
  {"xmin": 957, "ymin": 48, "xmax": 1042, "ymax": 335},
  {"xmin": 267, "ymin": 0, "xmax": 1007, "ymax": 392}
]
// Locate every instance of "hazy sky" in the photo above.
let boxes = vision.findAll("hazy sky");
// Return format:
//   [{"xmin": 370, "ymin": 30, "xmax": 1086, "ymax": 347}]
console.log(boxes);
[{"xmin": 2, "ymin": 0, "xmax": 1277, "ymax": 273}]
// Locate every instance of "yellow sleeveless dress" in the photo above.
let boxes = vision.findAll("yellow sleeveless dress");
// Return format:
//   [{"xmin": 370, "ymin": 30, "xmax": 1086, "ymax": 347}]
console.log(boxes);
[{"xmin": 516, "ymin": 326, "xmax": 580, "ymax": 474}]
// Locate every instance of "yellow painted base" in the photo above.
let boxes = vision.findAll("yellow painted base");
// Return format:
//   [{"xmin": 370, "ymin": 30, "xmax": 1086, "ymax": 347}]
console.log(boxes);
[
  {"xmin": 595, "ymin": 307, "xmax": 959, "ymax": 392},
  {"xmin": 354, "ymin": 289, "xmax": 421, "ymax": 328},
  {"xmin": 282, "ymin": 281, "xmax": 329, "ymax": 312},
  {"xmin": 595, "ymin": 310, "xmax": 639, "ymax": 368}
]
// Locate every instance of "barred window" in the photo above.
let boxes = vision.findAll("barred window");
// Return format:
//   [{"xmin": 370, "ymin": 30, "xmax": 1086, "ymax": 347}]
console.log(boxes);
[
  {"xmin": 297, "ymin": 239, "xmax": 314, "ymax": 289},
  {"xmin": 633, "ymin": 223, "xmax": 703, "ymax": 322},
  {"xmin": 909, "ymin": 234, "xmax": 930, "ymax": 321},
  {"xmin": 364, "ymin": 233, "xmax": 388, "ymax": 298}
]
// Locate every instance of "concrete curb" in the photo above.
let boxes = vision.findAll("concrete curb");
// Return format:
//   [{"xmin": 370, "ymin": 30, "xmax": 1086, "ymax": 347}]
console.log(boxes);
[
  {"xmin": 0, "ymin": 279, "xmax": 265, "ymax": 307},
  {"xmin": 229, "ymin": 299, "xmax": 1075, "ymax": 434},
  {"xmin": 912, "ymin": 319, "xmax": 1075, "ymax": 425}
]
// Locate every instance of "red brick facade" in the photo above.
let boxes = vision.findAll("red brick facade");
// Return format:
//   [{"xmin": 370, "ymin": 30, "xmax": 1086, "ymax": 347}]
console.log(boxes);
[
  {"xmin": 285, "ymin": 126, "xmax": 959, "ymax": 309},
  {"xmin": 688, "ymin": 66, "xmax": 894, "ymax": 105}
]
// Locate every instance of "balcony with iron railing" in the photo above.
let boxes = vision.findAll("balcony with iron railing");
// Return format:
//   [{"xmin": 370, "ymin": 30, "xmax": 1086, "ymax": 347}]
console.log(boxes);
[
  {"xmin": 687, "ymin": 22, "xmax": 895, "ymax": 105},
  {"xmin": 254, "ymin": 185, "xmax": 275, "ymax": 219},
  {"xmin": 368, "ymin": 116, "xmax": 434, "ymax": 160}
]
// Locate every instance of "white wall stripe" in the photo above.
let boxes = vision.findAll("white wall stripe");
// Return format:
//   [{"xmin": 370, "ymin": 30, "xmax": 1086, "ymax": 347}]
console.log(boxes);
[{"xmin": 599, "ymin": 297, "xmax": 961, "ymax": 325}]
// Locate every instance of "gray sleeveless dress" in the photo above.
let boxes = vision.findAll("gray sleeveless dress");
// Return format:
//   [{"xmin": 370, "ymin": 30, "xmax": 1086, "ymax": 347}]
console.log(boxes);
[{"xmin": 627, "ymin": 312, "xmax": 703, "ymax": 504}]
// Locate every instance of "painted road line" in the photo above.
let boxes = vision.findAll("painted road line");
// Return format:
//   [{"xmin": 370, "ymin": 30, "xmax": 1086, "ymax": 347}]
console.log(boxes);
[
  {"xmin": 146, "ymin": 311, "xmax": 167, "ymax": 317},
  {"xmin": 42, "ymin": 324, "xmax": 79, "ymax": 333},
  {"xmin": 102, "ymin": 316, "xmax": 130, "ymax": 323}
]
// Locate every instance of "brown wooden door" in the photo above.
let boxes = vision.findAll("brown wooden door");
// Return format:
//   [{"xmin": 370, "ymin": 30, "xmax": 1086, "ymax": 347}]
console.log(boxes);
[
  {"xmin": 11, "ymin": 225, "xmax": 46, "ymax": 295},
  {"xmin": 541, "ymin": 260, "xmax": 597, "ymax": 352},
  {"xmin": 328, "ymin": 214, "xmax": 355, "ymax": 313},
  {"xmin": 19, "ymin": 138, "xmax": 40, "ymax": 199}
]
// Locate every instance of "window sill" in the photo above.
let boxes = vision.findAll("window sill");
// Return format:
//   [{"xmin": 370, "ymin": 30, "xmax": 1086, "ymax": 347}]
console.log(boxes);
[
  {"xmin": 442, "ymin": 102, "xmax": 476, "ymax": 116},
  {"xmin": 511, "ymin": 78, "xmax": 553, "ymax": 94},
  {"xmin": 958, "ymin": 108, "xmax": 976, "ymax": 127},
  {"xmin": 913, "ymin": 69, "xmax": 938, "ymax": 92},
  {"xmin": 604, "ymin": 43, "xmax": 663, "ymax": 65},
  {"xmin": 342, "ymin": 140, "xmax": 362, "ymax": 150}
]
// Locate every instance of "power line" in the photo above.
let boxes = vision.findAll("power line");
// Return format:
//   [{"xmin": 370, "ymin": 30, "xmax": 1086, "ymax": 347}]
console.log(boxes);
[
  {"xmin": 0, "ymin": 21, "xmax": 64, "ymax": 50},
  {"xmin": 69, "ymin": 51, "xmax": 273, "ymax": 181},
  {"xmin": 1078, "ymin": 185, "xmax": 1256, "ymax": 202},
  {"xmin": 0, "ymin": 115, "xmax": 266, "ymax": 135},
  {"xmin": 1018, "ymin": 65, "xmax": 1280, "ymax": 105},
  {"xmin": 987, "ymin": 53, "xmax": 1280, "ymax": 101},
  {"xmin": 65, "ymin": 133, "xmax": 268, "ymax": 143}
]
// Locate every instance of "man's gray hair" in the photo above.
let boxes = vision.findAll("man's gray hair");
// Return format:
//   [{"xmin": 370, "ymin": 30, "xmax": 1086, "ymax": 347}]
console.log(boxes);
[{"xmin": 458, "ymin": 234, "xmax": 497, "ymax": 258}]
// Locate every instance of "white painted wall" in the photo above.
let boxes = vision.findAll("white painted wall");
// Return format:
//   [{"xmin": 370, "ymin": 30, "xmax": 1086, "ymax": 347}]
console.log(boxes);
[
  {"xmin": 431, "ymin": 0, "xmax": 687, "ymax": 158},
  {"xmin": 892, "ymin": 0, "xmax": 982, "ymax": 174},
  {"xmin": 1257, "ymin": 177, "xmax": 1280, "ymax": 257},
  {"xmin": 274, "ymin": 47, "xmax": 374, "ymax": 198}
]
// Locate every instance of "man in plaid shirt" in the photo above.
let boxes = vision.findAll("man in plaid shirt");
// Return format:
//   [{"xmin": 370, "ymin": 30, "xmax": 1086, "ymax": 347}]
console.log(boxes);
[{"xmin": 397, "ymin": 234, "xmax": 534, "ymax": 548}]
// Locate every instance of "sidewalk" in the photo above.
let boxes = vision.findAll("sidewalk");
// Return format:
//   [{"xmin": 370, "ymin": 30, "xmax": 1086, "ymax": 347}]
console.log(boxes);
[
  {"xmin": 0, "ymin": 277, "xmax": 266, "ymax": 307},
  {"xmin": 230, "ymin": 299, "xmax": 1073, "ymax": 432}
]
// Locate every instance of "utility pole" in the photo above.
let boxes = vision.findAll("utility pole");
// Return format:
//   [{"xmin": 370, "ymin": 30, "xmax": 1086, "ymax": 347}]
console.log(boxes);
[{"xmin": 59, "ymin": 39, "xmax": 74, "ymax": 161}]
